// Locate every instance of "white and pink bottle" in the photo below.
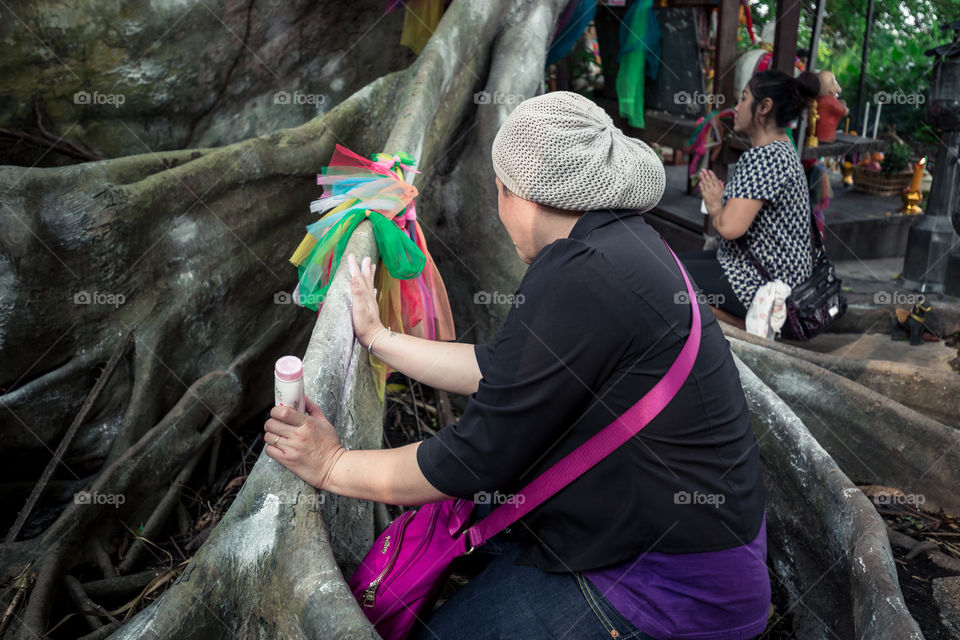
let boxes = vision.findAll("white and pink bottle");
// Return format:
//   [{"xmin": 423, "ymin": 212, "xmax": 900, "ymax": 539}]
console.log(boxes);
[{"xmin": 274, "ymin": 356, "xmax": 305, "ymax": 412}]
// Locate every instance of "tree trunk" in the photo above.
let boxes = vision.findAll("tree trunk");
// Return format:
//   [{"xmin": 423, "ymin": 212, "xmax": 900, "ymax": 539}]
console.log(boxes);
[
  {"xmin": 0, "ymin": 1, "xmax": 565, "ymax": 638},
  {"xmin": 0, "ymin": 0, "xmax": 415, "ymax": 165}
]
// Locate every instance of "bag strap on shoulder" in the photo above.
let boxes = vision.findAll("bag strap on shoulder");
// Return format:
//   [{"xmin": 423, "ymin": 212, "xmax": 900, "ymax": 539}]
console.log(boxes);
[
  {"xmin": 739, "ymin": 202, "xmax": 824, "ymax": 284},
  {"xmin": 464, "ymin": 240, "xmax": 702, "ymax": 552}
]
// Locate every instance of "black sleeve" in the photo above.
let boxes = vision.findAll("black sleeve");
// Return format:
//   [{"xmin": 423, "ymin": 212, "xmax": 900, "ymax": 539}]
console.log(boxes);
[
  {"xmin": 474, "ymin": 343, "xmax": 495, "ymax": 377},
  {"xmin": 417, "ymin": 240, "xmax": 632, "ymax": 499}
]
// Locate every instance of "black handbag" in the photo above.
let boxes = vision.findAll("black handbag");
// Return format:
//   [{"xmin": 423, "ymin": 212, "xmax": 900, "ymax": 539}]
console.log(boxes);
[{"xmin": 741, "ymin": 215, "xmax": 847, "ymax": 342}]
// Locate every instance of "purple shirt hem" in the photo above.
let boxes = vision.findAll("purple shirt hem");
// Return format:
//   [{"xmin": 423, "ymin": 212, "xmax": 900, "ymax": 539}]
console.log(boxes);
[{"xmin": 584, "ymin": 513, "xmax": 770, "ymax": 640}]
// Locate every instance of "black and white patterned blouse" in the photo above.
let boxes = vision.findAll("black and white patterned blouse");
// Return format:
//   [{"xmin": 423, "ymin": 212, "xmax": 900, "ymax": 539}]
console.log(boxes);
[{"xmin": 717, "ymin": 139, "xmax": 813, "ymax": 308}]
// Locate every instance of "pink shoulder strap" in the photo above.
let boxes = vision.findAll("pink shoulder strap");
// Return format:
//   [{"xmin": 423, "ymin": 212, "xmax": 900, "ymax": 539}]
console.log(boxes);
[{"xmin": 465, "ymin": 242, "xmax": 702, "ymax": 551}]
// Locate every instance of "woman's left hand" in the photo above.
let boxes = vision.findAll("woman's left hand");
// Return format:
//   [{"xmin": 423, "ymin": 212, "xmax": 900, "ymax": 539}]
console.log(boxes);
[
  {"xmin": 347, "ymin": 253, "xmax": 383, "ymax": 348},
  {"xmin": 698, "ymin": 169, "xmax": 725, "ymax": 215},
  {"xmin": 264, "ymin": 396, "xmax": 347, "ymax": 490}
]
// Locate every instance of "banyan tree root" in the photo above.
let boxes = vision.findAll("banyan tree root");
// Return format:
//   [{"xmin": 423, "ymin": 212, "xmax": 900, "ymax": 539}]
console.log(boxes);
[
  {"xmin": 0, "ymin": 1, "xmax": 569, "ymax": 639},
  {"xmin": 1, "ymin": 367, "xmax": 244, "ymax": 640},
  {"xmin": 0, "ymin": 91, "xmax": 373, "ymax": 632},
  {"xmin": 733, "ymin": 355, "xmax": 924, "ymax": 638},
  {"xmin": 721, "ymin": 324, "xmax": 960, "ymax": 428},
  {"xmin": 729, "ymin": 336, "xmax": 960, "ymax": 515}
]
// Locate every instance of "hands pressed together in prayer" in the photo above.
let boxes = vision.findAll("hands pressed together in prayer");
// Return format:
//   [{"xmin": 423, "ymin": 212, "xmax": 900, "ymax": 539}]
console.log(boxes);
[{"xmin": 698, "ymin": 169, "xmax": 725, "ymax": 218}]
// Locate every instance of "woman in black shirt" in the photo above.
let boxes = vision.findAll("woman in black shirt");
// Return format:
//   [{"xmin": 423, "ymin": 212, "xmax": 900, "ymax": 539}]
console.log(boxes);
[{"xmin": 264, "ymin": 91, "xmax": 768, "ymax": 639}]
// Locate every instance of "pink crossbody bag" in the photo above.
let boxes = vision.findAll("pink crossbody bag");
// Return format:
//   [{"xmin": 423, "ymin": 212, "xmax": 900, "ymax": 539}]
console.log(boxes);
[{"xmin": 347, "ymin": 244, "xmax": 702, "ymax": 639}]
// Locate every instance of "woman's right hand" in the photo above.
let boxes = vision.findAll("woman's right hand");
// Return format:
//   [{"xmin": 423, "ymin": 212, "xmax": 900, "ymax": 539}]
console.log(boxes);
[
  {"xmin": 346, "ymin": 253, "xmax": 384, "ymax": 348},
  {"xmin": 698, "ymin": 169, "xmax": 725, "ymax": 216}
]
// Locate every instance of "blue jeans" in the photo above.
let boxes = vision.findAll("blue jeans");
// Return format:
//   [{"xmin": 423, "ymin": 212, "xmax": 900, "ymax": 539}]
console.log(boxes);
[{"xmin": 411, "ymin": 536, "xmax": 657, "ymax": 640}]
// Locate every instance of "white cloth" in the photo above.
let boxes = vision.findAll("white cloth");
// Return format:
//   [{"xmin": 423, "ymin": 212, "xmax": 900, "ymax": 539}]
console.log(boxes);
[{"xmin": 746, "ymin": 280, "xmax": 792, "ymax": 339}]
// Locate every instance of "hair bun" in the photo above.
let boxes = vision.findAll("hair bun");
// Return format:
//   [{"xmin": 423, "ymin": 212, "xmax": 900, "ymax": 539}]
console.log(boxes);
[{"xmin": 795, "ymin": 71, "xmax": 820, "ymax": 104}]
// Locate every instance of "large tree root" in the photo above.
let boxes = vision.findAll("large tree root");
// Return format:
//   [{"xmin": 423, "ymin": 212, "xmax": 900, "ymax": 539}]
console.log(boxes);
[
  {"xmin": 721, "ymin": 324, "xmax": 960, "ymax": 428},
  {"xmin": 2, "ymin": 368, "xmax": 242, "ymax": 639},
  {"xmin": 103, "ymin": 252, "xmax": 381, "ymax": 638},
  {"xmin": 0, "ymin": 0, "xmax": 566, "ymax": 638},
  {"xmin": 104, "ymin": 2, "xmax": 567, "ymax": 636},
  {"xmin": 734, "ymin": 355, "xmax": 924, "ymax": 639},
  {"xmin": 729, "ymin": 336, "xmax": 960, "ymax": 515},
  {"xmin": 1, "ymin": 46, "xmax": 396, "ymax": 640}
]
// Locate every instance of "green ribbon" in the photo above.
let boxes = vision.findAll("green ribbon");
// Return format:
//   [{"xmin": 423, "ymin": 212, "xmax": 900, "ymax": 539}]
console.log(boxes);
[
  {"xmin": 371, "ymin": 151, "xmax": 417, "ymax": 168},
  {"xmin": 297, "ymin": 209, "xmax": 426, "ymax": 311}
]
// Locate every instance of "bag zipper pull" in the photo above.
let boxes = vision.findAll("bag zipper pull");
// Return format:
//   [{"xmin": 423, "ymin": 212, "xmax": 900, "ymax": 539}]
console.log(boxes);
[{"xmin": 361, "ymin": 583, "xmax": 378, "ymax": 607}]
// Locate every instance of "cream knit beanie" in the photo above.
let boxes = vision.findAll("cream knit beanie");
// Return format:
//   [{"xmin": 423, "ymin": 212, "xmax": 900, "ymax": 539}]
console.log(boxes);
[{"xmin": 492, "ymin": 91, "xmax": 665, "ymax": 212}]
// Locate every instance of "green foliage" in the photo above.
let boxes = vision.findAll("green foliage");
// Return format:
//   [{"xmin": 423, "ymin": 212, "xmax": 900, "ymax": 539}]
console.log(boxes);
[
  {"xmin": 741, "ymin": 0, "xmax": 960, "ymax": 143},
  {"xmin": 881, "ymin": 142, "xmax": 914, "ymax": 173}
]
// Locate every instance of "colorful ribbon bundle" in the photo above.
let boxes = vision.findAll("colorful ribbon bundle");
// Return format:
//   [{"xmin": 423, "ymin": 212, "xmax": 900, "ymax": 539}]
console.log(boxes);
[
  {"xmin": 684, "ymin": 109, "xmax": 735, "ymax": 186},
  {"xmin": 289, "ymin": 144, "xmax": 455, "ymax": 398}
]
